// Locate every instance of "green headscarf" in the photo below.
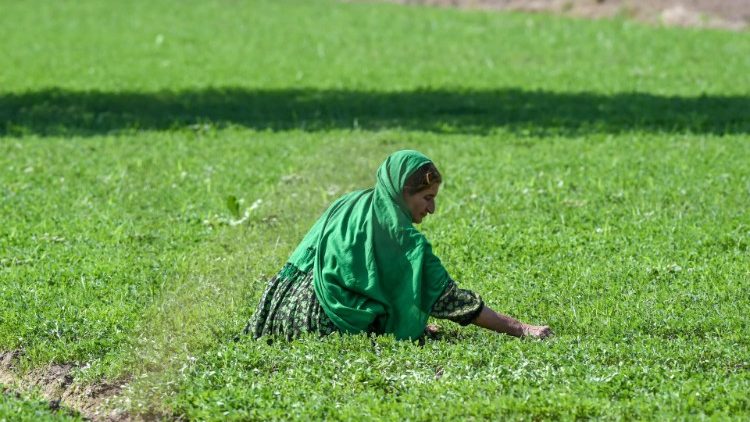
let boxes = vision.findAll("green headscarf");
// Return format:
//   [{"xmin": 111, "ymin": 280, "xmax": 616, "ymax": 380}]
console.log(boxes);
[{"xmin": 288, "ymin": 150, "xmax": 450, "ymax": 340}]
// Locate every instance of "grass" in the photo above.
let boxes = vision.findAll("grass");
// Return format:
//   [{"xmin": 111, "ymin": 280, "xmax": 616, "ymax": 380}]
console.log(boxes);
[
  {"xmin": 0, "ymin": 385, "xmax": 80, "ymax": 421},
  {"xmin": 1, "ymin": 0, "xmax": 749, "ymax": 419}
]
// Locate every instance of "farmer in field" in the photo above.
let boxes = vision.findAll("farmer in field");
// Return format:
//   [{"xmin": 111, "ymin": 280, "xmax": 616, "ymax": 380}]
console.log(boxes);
[{"xmin": 245, "ymin": 150, "xmax": 551, "ymax": 341}]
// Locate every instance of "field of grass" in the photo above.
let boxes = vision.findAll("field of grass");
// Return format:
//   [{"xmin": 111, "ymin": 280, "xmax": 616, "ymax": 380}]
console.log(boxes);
[{"xmin": 1, "ymin": 0, "xmax": 749, "ymax": 419}]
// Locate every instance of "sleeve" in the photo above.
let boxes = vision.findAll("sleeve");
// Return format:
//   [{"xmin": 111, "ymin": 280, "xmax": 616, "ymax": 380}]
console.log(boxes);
[
  {"xmin": 414, "ymin": 235, "xmax": 451, "ymax": 313},
  {"xmin": 430, "ymin": 279, "xmax": 484, "ymax": 326}
]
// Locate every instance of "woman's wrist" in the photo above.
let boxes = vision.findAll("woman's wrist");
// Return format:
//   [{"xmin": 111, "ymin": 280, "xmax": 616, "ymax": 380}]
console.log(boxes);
[{"xmin": 519, "ymin": 323, "xmax": 530, "ymax": 337}]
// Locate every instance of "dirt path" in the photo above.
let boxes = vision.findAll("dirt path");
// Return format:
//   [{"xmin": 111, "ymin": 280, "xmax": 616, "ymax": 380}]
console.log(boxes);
[{"xmin": 373, "ymin": 0, "xmax": 749, "ymax": 30}]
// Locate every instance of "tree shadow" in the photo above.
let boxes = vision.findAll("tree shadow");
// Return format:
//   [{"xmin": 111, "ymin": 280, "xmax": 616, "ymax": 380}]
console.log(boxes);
[{"xmin": 1, "ymin": 87, "xmax": 747, "ymax": 137}]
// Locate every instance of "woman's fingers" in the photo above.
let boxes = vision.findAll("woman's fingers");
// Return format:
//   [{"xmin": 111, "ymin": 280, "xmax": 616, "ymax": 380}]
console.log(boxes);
[
  {"xmin": 425, "ymin": 323, "xmax": 440, "ymax": 335},
  {"xmin": 523, "ymin": 324, "xmax": 553, "ymax": 339},
  {"xmin": 538, "ymin": 325, "xmax": 553, "ymax": 338}
]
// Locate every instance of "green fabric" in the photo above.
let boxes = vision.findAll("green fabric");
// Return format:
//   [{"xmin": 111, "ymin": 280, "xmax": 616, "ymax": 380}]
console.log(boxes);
[{"xmin": 288, "ymin": 150, "xmax": 450, "ymax": 340}]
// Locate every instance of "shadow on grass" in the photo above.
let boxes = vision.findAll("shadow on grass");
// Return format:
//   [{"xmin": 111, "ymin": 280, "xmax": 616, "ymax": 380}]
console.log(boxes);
[{"xmin": 1, "ymin": 87, "xmax": 748, "ymax": 137}]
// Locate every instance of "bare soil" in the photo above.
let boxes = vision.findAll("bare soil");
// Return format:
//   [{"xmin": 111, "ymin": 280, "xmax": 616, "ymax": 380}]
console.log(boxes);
[
  {"xmin": 1, "ymin": 350, "xmax": 129, "ymax": 421},
  {"xmin": 375, "ymin": 0, "xmax": 750, "ymax": 30}
]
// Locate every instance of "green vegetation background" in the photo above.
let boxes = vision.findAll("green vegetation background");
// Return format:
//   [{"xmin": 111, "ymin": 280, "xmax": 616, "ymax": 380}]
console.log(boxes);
[{"xmin": 1, "ymin": 0, "xmax": 748, "ymax": 419}]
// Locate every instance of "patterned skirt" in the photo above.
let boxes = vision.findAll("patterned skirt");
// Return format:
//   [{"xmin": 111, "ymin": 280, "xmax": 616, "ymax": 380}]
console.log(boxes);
[
  {"xmin": 244, "ymin": 264, "xmax": 338, "ymax": 340},
  {"xmin": 244, "ymin": 263, "xmax": 484, "ymax": 341}
]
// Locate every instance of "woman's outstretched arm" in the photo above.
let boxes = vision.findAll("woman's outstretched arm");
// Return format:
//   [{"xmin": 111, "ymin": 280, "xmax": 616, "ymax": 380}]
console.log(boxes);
[{"xmin": 471, "ymin": 305, "xmax": 552, "ymax": 339}]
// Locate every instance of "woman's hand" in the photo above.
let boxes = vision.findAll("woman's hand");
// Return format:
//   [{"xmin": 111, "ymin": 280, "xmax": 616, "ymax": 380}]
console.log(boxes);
[
  {"xmin": 472, "ymin": 306, "xmax": 552, "ymax": 339},
  {"xmin": 521, "ymin": 324, "xmax": 552, "ymax": 339}
]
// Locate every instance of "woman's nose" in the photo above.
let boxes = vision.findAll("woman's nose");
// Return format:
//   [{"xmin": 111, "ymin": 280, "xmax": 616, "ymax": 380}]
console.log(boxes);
[{"xmin": 427, "ymin": 202, "xmax": 435, "ymax": 214}]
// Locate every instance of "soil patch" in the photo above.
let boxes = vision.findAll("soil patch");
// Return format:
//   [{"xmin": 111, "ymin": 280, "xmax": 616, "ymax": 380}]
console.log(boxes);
[
  {"xmin": 0, "ymin": 350, "xmax": 129, "ymax": 421},
  {"xmin": 370, "ymin": 0, "xmax": 750, "ymax": 30}
]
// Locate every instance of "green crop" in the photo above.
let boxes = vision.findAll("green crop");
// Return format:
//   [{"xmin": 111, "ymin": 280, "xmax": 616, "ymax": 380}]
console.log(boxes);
[{"xmin": 1, "ymin": 0, "xmax": 748, "ymax": 419}]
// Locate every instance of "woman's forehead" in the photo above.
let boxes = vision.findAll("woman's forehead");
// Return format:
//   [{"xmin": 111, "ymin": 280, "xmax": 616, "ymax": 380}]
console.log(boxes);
[{"xmin": 423, "ymin": 183, "xmax": 440, "ymax": 196}]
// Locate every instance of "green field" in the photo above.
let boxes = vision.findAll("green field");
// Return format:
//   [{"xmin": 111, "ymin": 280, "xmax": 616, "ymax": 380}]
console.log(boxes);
[{"xmin": 1, "ymin": 0, "xmax": 749, "ymax": 419}]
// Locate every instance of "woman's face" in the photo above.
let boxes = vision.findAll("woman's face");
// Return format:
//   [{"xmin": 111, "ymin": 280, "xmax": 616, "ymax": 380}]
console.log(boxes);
[{"xmin": 403, "ymin": 183, "xmax": 440, "ymax": 224}]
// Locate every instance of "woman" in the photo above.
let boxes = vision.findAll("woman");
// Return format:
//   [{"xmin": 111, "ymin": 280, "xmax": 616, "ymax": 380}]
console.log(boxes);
[{"xmin": 245, "ymin": 150, "xmax": 551, "ymax": 341}]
